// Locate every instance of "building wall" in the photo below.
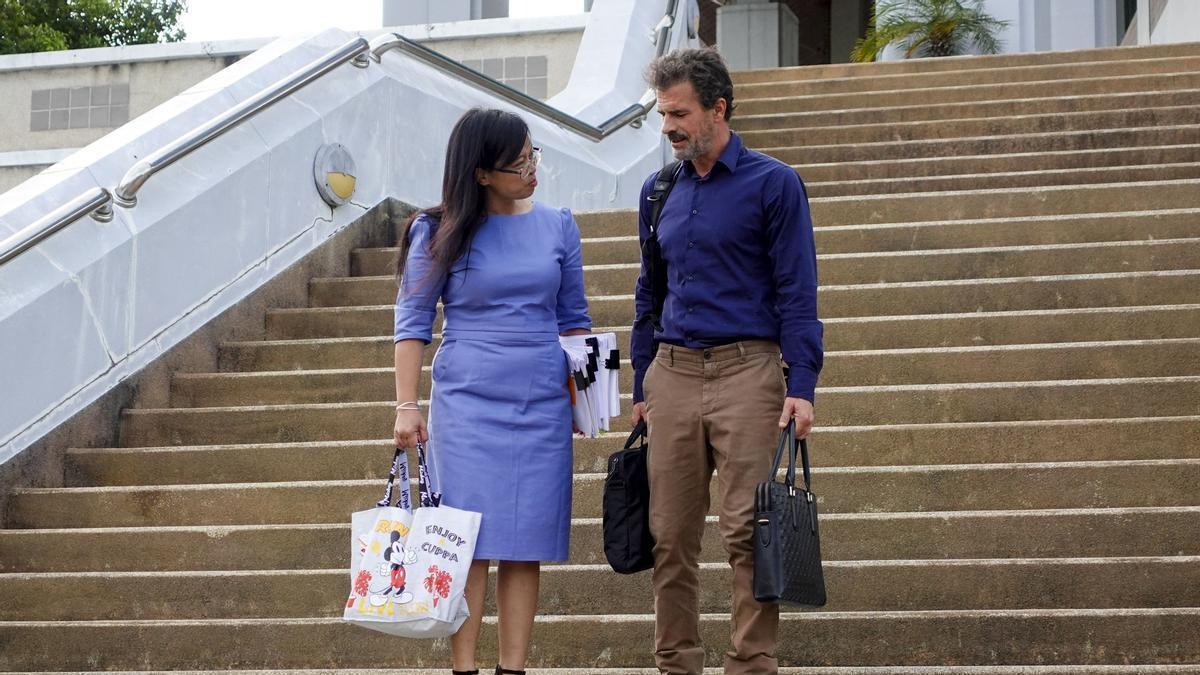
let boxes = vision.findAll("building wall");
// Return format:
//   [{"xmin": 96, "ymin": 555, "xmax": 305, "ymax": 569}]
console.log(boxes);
[
  {"xmin": 879, "ymin": 0, "xmax": 1124, "ymax": 60},
  {"xmin": 1148, "ymin": 0, "xmax": 1200, "ymax": 44},
  {"xmin": 422, "ymin": 30, "xmax": 580, "ymax": 100},
  {"xmin": 0, "ymin": 16, "xmax": 585, "ymax": 194},
  {"xmin": 0, "ymin": 58, "xmax": 234, "ymax": 154},
  {"xmin": 699, "ymin": 0, "xmax": 842, "ymax": 66}
]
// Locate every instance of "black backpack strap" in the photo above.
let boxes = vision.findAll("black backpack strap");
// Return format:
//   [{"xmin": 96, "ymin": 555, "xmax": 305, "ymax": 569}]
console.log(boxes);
[
  {"xmin": 638, "ymin": 161, "xmax": 682, "ymax": 332},
  {"xmin": 646, "ymin": 161, "xmax": 682, "ymax": 237}
]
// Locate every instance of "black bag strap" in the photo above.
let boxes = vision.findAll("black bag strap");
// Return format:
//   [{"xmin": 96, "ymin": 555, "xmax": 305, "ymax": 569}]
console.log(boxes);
[
  {"xmin": 624, "ymin": 420, "xmax": 648, "ymax": 450},
  {"xmin": 637, "ymin": 161, "xmax": 682, "ymax": 332},
  {"xmin": 768, "ymin": 421, "xmax": 812, "ymax": 493},
  {"xmin": 647, "ymin": 161, "xmax": 682, "ymax": 238}
]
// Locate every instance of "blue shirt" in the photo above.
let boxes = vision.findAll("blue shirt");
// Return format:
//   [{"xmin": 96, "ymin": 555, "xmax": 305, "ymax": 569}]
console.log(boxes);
[{"xmin": 631, "ymin": 132, "xmax": 823, "ymax": 403}]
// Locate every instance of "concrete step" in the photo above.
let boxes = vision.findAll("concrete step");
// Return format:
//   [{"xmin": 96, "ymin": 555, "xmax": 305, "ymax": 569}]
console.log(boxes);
[
  {"xmin": 734, "ymin": 89, "xmax": 1200, "ymax": 131},
  {"xmin": 741, "ymin": 106, "xmax": 1199, "ymax": 148},
  {"xmin": 735, "ymin": 70, "xmax": 1200, "ymax": 116},
  {"xmin": 810, "ymin": 209, "xmax": 1200, "ymax": 254},
  {"xmin": 271, "ymin": 268, "xmax": 1200, "ymax": 338},
  {"xmin": 734, "ymin": 56, "xmax": 1200, "ymax": 99},
  {"xmin": 61, "ymin": 416, "xmax": 1200, "ymax": 486},
  {"xmin": 794, "ymin": 145, "xmax": 1200, "ymax": 184},
  {"xmin": 813, "ymin": 179, "xmax": 1200, "ymax": 227},
  {"xmin": 810, "ymin": 164, "xmax": 1200, "ymax": 198},
  {"xmin": 174, "ymin": 338, "xmax": 1200, "ymax": 407},
  {"xmin": 5, "ymin": 506, "xmax": 1198, "ymax": 572},
  {"xmin": 2, "ymin": 662, "xmax": 1190, "ymax": 667},
  {"xmin": 762, "ymin": 126, "xmax": 1200, "ymax": 166},
  {"xmin": 229, "ymin": 303, "xmax": 1200, "ymax": 370},
  {"xmin": 3, "ymin": 669, "xmax": 1197, "ymax": 675},
  {"xmin": 355, "ymin": 203, "xmax": 1200, "ymax": 276},
  {"xmin": 4, "ymin": 557, "xmax": 1197, "ymax": 621},
  {"xmin": 584, "ymin": 180, "xmax": 1200, "ymax": 233},
  {"xmin": 118, "ymin": 377, "xmax": 1200, "ymax": 446},
  {"xmin": 731, "ymin": 42, "xmax": 1200, "ymax": 83},
  {"xmin": 265, "ymin": 302, "xmax": 1200, "ymax": 353},
  {"xmin": 353, "ymin": 236, "xmax": 644, "ymax": 275},
  {"xmin": 314, "ymin": 239, "xmax": 1200, "ymax": 305},
  {"xmin": 572, "ymin": 209, "xmax": 640, "ymax": 238},
  {"xmin": 13, "ymin": 458, "xmax": 1200, "ymax": 528},
  {"xmin": 358, "ymin": 206, "xmax": 1200, "ymax": 281},
  {"xmin": 2, "ymin": 608, "xmax": 1198, "ymax": 670}
]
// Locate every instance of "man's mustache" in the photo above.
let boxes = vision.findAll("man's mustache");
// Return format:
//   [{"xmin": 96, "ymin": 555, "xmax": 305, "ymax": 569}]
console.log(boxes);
[{"xmin": 667, "ymin": 132, "xmax": 688, "ymax": 142}]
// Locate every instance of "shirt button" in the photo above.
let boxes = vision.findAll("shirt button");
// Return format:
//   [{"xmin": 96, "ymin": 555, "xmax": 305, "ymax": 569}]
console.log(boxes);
[
  {"xmin": 691, "ymin": 209, "xmax": 698, "ymax": 215},
  {"xmin": 687, "ymin": 275, "xmax": 694, "ymax": 281},
  {"xmin": 688, "ymin": 241, "xmax": 695, "ymax": 248}
]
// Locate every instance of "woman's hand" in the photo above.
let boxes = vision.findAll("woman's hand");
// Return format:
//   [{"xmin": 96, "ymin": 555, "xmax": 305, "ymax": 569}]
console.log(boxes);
[{"xmin": 394, "ymin": 409, "xmax": 428, "ymax": 448}]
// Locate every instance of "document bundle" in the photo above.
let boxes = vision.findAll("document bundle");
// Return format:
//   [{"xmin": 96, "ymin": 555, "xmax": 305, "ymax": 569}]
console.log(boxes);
[{"xmin": 560, "ymin": 333, "xmax": 622, "ymax": 438}]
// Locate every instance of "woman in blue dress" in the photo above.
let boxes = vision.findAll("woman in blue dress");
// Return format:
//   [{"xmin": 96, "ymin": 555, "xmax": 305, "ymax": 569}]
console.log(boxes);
[{"xmin": 392, "ymin": 108, "xmax": 591, "ymax": 675}]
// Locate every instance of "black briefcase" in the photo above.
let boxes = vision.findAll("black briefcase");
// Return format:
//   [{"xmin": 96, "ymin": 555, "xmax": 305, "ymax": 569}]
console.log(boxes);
[
  {"xmin": 753, "ymin": 421, "xmax": 827, "ymax": 606},
  {"xmin": 602, "ymin": 420, "xmax": 655, "ymax": 574}
]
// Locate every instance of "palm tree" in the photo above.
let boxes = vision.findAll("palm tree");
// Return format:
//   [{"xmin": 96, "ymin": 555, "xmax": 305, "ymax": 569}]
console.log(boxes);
[{"xmin": 851, "ymin": 0, "xmax": 1010, "ymax": 62}]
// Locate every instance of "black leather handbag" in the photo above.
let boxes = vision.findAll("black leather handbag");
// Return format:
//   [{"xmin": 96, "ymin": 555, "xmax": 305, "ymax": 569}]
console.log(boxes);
[
  {"xmin": 753, "ymin": 421, "xmax": 827, "ymax": 606},
  {"xmin": 602, "ymin": 420, "xmax": 655, "ymax": 574}
]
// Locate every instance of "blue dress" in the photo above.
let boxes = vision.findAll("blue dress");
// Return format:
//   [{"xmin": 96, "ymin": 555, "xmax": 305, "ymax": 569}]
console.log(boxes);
[{"xmin": 393, "ymin": 203, "xmax": 591, "ymax": 561}]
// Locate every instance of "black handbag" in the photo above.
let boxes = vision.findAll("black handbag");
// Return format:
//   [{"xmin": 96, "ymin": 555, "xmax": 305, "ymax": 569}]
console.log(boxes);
[
  {"xmin": 753, "ymin": 421, "xmax": 827, "ymax": 606},
  {"xmin": 602, "ymin": 420, "xmax": 655, "ymax": 574}
]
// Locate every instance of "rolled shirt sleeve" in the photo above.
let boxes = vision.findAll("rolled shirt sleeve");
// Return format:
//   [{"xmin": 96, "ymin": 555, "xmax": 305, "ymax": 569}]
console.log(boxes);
[
  {"xmin": 394, "ymin": 215, "xmax": 447, "ymax": 344},
  {"xmin": 764, "ymin": 167, "xmax": 824, "ymax": 402}
]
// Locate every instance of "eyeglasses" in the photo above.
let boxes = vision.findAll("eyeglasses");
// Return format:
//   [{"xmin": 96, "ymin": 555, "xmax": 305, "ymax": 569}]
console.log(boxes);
[{"xmin": 494, "ymin": 147, "xmax": 541, "ymax": 180}]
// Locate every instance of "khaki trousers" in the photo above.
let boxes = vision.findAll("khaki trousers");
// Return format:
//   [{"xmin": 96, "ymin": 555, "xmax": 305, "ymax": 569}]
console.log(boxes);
[{"xmin": 642, "ymin": 340, "xmax": 786, "ymax": 675}]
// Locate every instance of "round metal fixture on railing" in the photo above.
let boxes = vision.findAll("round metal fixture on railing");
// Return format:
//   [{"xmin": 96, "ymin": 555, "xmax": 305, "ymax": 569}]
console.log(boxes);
[{"xmin": 313, "ymin": 143, "xmax": 357, "ymax": 207}]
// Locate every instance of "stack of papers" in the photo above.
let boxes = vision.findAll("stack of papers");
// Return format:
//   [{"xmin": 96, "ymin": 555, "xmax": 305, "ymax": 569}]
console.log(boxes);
[{"xmin": 560, "ymin": 333, "xmax": 622, "ymax": 438}]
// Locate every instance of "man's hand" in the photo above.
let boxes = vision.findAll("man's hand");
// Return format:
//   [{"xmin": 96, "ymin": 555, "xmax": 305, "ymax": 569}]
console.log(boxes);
[
  {"xmin": 631, "ymin": 401, "xmax": 648, "ymax": 427},
  {"xmin": 778, "ymin": 397, "xmax": 814, "ymax": 439}
]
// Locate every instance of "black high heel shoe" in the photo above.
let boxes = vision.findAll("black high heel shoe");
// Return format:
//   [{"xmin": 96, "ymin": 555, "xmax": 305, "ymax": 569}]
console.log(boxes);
[
  {"xmin": 495, "ymin": 668, "xmax": 526, "ymax": 675},
  {"xmin": 451, "ymin": 670, "xmax": 479, "ymax": 675}
]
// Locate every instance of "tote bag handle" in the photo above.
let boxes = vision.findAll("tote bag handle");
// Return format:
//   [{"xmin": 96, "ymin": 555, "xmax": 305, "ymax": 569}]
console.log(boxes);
[{"xmin": 768, "ymin": 420, "xmax": 812, "ymax": 493}]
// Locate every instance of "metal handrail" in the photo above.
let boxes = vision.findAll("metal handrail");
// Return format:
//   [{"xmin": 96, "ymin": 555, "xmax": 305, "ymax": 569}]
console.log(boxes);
[
  {"xmin": 0, "ymin": 187, "xmax": 112, "ymax": 266},
  {"xmin": 5, "ymin": 0, "xmax": 685, "ymax": 268},
  {"xmin": 94, "ymin": 37, "xmax": 371, "ymax": 218},
  {"xmin": 368, "ymin": 0, "xmax": 681, "ymax": 141}
]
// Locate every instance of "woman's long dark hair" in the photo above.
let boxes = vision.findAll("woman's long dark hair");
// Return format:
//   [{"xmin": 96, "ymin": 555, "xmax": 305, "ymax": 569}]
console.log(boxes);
[{"xmin": 396, "ymin": 108, "xmax": 530, "ymax": 283}]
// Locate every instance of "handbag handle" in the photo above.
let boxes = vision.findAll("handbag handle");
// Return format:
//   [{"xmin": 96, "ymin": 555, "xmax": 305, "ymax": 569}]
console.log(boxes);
[
  {"xmin": 768, "ymin": 421, "xmax": 813, "ymax": 493},
  {"xmin": 625, "ymin": 420, "xmax": 648, "ymax": 450}
]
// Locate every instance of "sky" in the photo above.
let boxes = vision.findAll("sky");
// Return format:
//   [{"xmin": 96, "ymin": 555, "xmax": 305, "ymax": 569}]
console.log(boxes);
[{"xmin": 181, "ymin": 0, "xmax": 586, "ymax": 42}]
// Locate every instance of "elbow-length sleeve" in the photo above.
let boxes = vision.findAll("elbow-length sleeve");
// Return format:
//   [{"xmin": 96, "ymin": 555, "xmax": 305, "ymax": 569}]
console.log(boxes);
[
  {"xmin": 394, "ymin": 215, "xmax": 447, "ymax": 344},
  {"xmin": 555, "ymin": 207, "xmax": 592, "ymax": 333}
]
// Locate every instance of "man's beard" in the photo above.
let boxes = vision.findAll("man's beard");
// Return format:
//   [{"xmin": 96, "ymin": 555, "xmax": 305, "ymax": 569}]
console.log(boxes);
[{"xmin": 668, "ymin": 118, "xmax": 714, "ymax": 161}]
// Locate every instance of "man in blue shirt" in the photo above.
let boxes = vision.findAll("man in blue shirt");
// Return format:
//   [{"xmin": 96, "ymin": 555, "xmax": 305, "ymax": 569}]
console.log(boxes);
[{"xmin": 630, "ymin": 48, "xmax": 823, "ymax": 675}]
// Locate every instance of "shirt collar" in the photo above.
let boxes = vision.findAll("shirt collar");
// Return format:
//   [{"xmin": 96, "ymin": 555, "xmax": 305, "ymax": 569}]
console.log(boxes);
[{"xmin": 684, "ymin": 130, "xmax": 744, "ymax": 177}]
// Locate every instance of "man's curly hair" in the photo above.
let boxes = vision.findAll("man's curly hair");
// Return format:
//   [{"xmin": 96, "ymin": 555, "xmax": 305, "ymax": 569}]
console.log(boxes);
[{"xmin": 645, "ymin": 47, "xmax": 735, "ymax": 121}]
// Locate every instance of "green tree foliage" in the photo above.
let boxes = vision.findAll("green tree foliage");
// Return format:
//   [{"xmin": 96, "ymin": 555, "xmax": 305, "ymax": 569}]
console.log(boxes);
[
  {"xmin": 851, "ymin": 0, "xmax": 1009, "ymax": 62},
  {"xmin": 0, "ymin": 0, "xmax": 186, "ymax": 55}
]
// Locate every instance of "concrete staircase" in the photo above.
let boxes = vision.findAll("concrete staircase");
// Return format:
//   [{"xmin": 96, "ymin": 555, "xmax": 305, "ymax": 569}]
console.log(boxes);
[{"xmin": 3, "ymin": 42, "xmax": 1200, "ymax": 673}]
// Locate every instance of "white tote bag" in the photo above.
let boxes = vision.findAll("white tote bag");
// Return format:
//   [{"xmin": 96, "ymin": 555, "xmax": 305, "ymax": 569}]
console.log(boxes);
[{"xmin": 343, "ymin": 444, "xmax": 481, "ymax": 638}]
